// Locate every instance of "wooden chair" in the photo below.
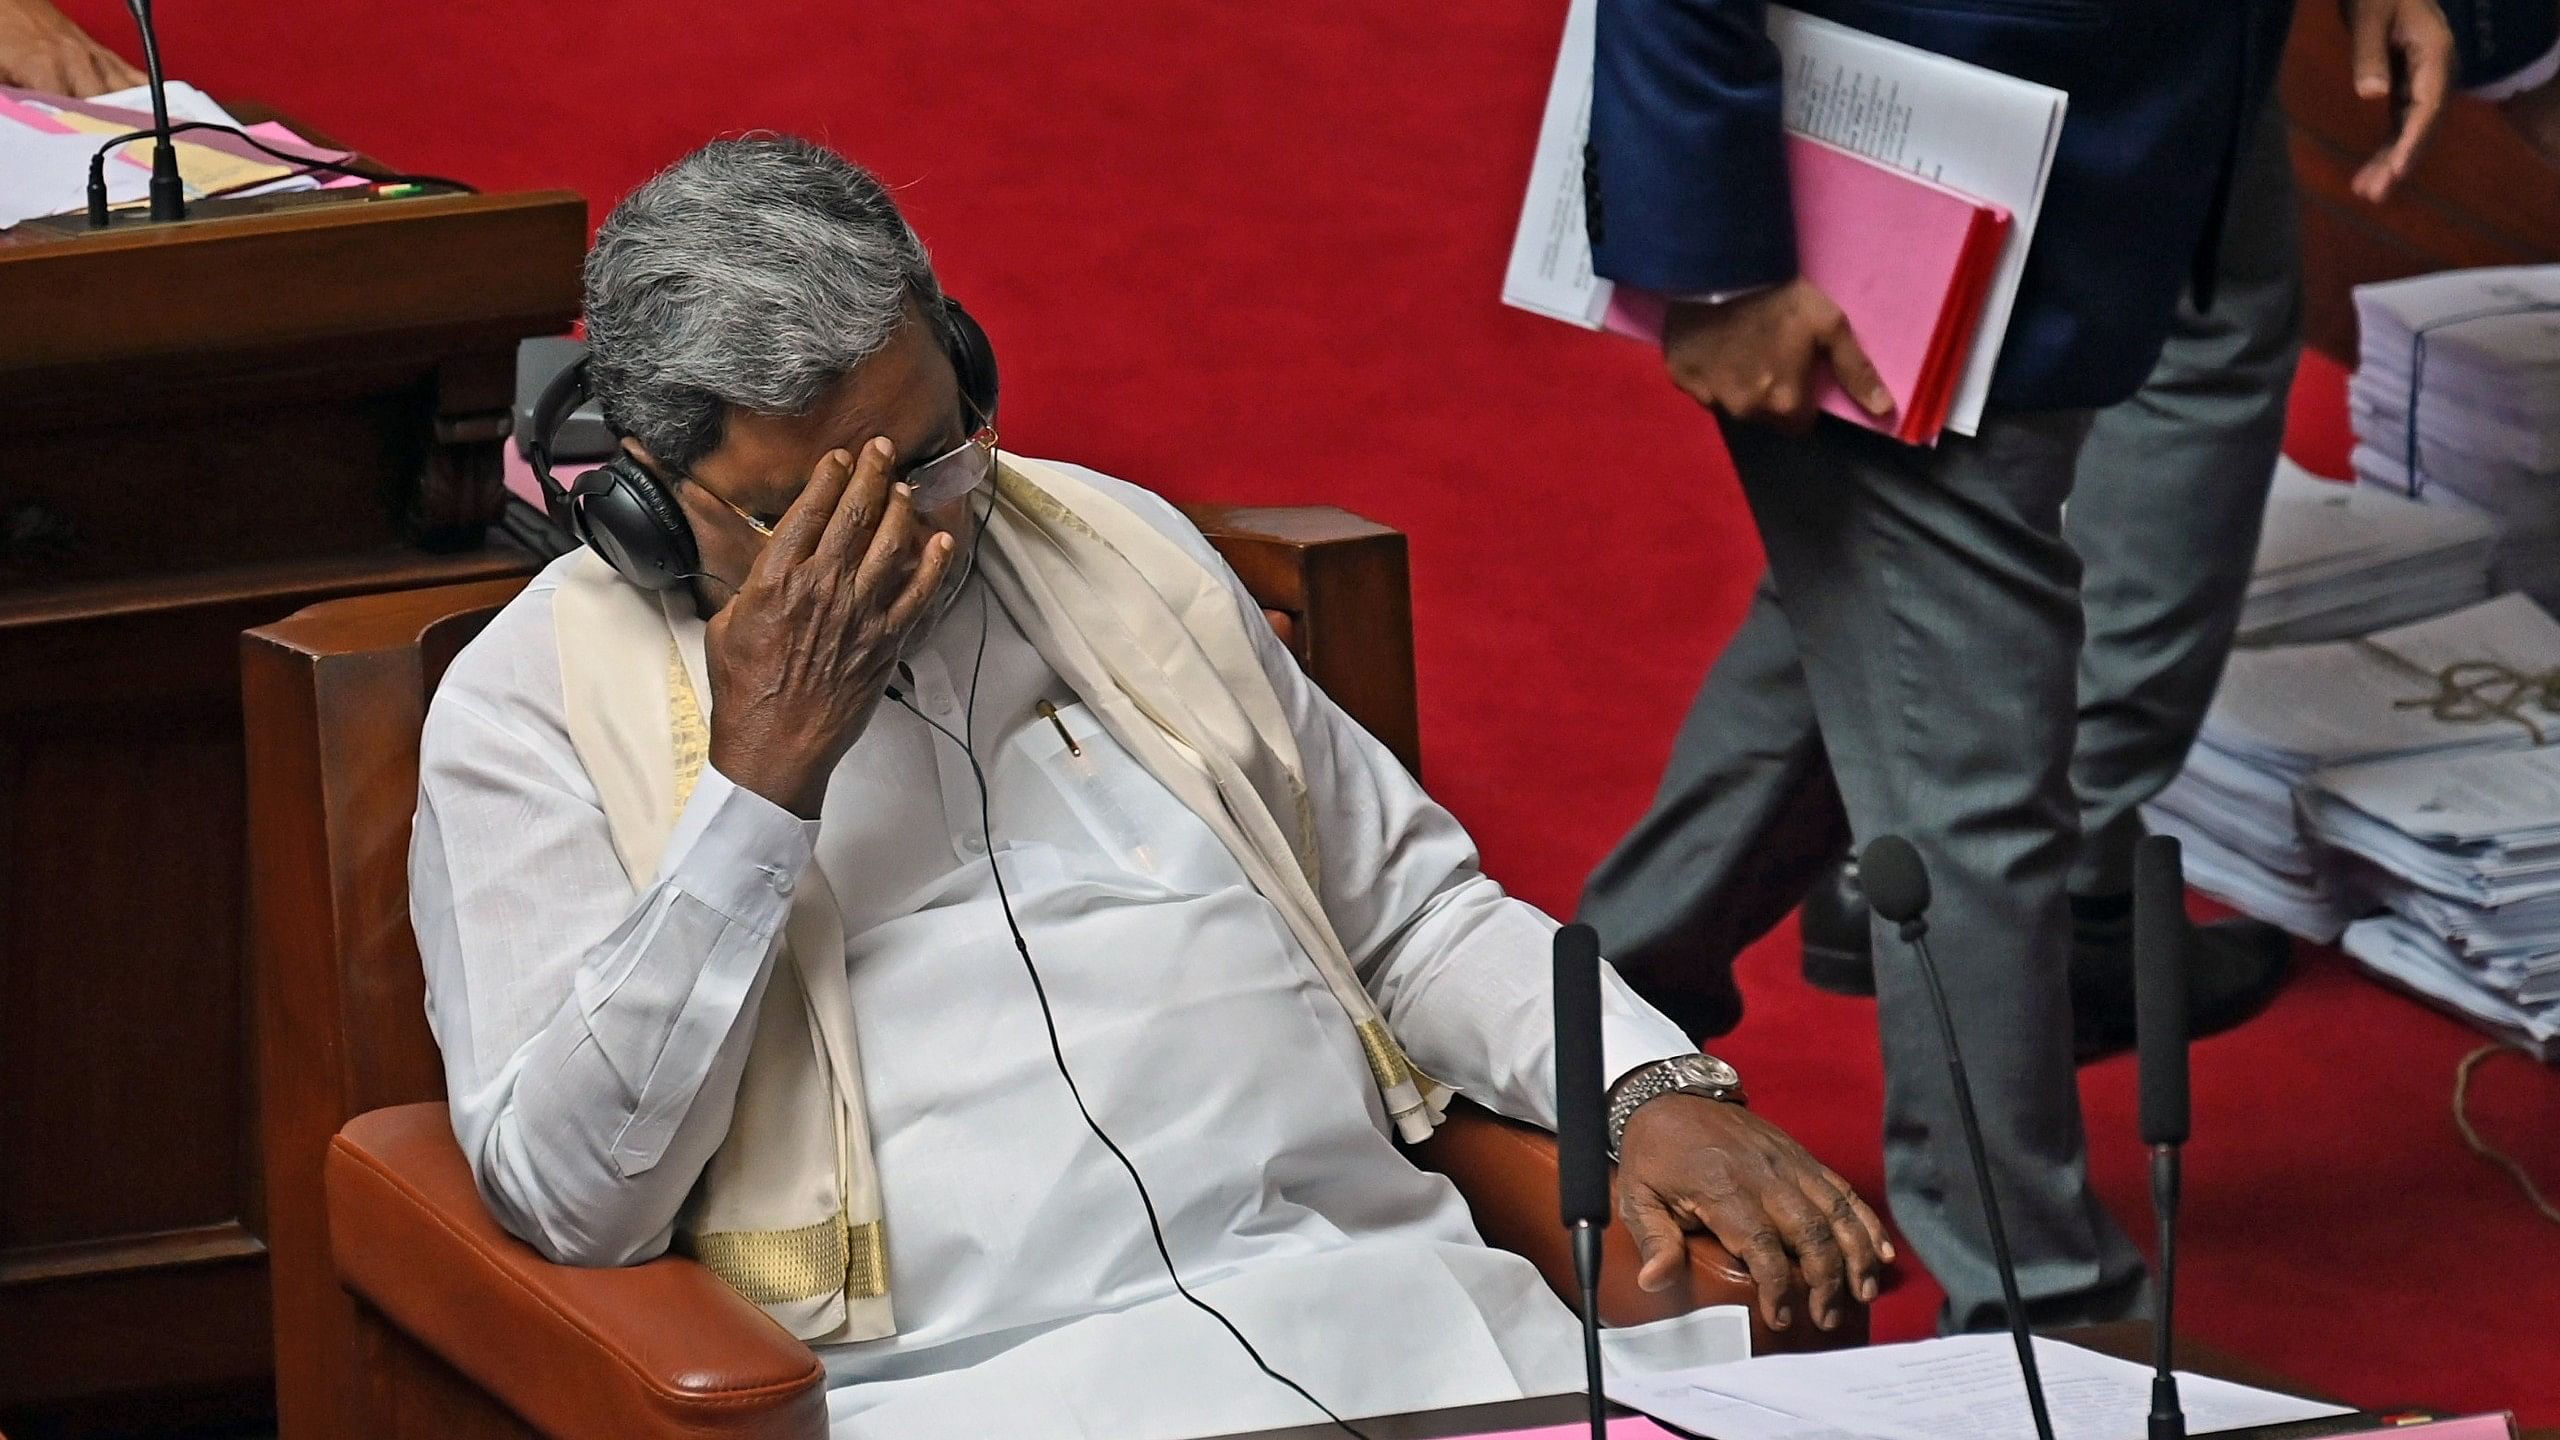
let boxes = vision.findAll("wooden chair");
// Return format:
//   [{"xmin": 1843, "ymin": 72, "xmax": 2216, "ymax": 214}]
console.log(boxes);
[{"xmin": 244, "ymin": 504, "xmax": 1860, "ymax": 1440}]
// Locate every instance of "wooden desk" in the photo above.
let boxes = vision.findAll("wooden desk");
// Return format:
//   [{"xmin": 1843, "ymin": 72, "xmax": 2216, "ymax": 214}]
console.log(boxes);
[
  {"xmin": 0, "ymin": 114, "xmax": 581, "ymax": 1435},
  {"xmin": 1202, "ymin": 1324, "xmax": 2368, "ymax": 1440}
]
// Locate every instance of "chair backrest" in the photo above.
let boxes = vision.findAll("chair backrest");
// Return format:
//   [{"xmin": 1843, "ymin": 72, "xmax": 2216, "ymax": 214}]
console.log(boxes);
[{"xmin": 242, "ymin": 503, "xmax": 1416, "ymax": 1440}]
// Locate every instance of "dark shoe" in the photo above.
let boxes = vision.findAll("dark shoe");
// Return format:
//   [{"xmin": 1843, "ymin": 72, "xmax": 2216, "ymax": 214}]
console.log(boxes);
[
  {"xmin": 1799, "ymin": 854, "xmax": 1877, "ymax": 996},
  {"xmin": 2069, "ymin": 914, "xmax": 2293, "ymax": 1064}
]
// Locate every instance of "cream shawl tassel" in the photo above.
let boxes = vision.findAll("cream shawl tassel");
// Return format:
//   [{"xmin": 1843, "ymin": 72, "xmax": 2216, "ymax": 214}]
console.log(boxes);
[{"xmin": 548, "ymin": 455, "xmax": 1447, "ymax": 1343}]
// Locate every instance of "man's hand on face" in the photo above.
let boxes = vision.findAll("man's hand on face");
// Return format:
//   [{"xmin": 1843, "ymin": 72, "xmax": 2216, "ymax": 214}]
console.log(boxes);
[
  {"xmin": 0, "ymin": 0, "xmax": 143, "ymax": 96},
  {"xmin": 2344, "ymin": 0, "xmax": 2457, "ymax": 201},
  {"xmin": 705, "ymin": 438, "xmax": 957, "ymax": 819},
  {"xmin": 1660, "ymin": 282, "xmax": 1894, "ymax": 434},
  {"xmin": 1614, "ymin": 1093, "xmax": 1894, "ymax": 1333}
]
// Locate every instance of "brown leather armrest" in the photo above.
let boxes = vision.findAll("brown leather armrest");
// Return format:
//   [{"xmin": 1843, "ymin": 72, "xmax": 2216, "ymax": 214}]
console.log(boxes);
[
  {"xmin": 327, "ymin": 1103, "xmax": 828, "ymax": 1440},
  {"xmin": 1413, "ymin": 1100, "xmax": 1869, "ymax": 1353}
]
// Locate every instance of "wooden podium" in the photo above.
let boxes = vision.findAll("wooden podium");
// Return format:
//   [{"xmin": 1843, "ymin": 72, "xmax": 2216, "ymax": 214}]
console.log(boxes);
[{"xmin": 0, "ymin": 176, "xmax": 583, "ymax": 1433}]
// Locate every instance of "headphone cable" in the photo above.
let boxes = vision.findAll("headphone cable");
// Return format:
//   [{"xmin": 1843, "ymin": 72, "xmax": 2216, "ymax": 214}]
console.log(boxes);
[{"xmin": 879, "ymin": 496, "xmax": 1373, "ymax": 1440}]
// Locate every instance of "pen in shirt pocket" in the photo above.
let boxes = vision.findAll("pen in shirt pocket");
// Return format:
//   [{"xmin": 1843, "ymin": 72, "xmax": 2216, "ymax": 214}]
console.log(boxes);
[{"xmin": 1037, "ymin": 699, "xmax": 1082, "ymax": 757}]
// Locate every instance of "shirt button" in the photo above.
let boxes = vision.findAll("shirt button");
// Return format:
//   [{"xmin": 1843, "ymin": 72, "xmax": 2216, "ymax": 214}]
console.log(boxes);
[
  {"xmin": 961, "ymin": 834, "xmax": 986, "ymax": 855},
  {"xmin": 765, "ymin": 865, "xmax": 796, "ymax": 896}
]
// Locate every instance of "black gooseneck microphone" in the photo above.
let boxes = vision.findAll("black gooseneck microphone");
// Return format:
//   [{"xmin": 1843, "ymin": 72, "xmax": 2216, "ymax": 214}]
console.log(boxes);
[
  {"xmin": 1860, "ymin": 835, "xmax": 2057, "ymax": 1440},
  {"xmin": 1552, "ymin": 922, "xmax": 1611, "ymax": 1440},
  {"xmin": 2133, "ymin": 834, "xmax": 2192, "ymax": 1440},
  {"xmin": 126, "ymin": 0, "xmax": 186, "ymax": 223}
]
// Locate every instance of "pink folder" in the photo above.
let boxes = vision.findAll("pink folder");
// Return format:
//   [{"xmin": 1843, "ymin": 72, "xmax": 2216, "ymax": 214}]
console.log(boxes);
[{"xmin": 1606, "ymin": 133, "xmax": 2011, "ymax": 446}]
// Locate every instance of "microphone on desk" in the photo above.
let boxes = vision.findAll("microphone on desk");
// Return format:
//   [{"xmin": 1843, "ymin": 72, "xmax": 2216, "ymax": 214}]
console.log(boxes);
[
  {"xmin": 1861, "ymin": 835, "xmax": 2058, "ymax": 1440},
  {"xmin": 2134, "ymin": 834, "xmax": 2192, "ymax": 1440},
  {"xmin": 123, "ymin": 0, "xmax": 187, "ymax": 223},
  {"xmin": 1554, "ymin": 922, "xmax": 1611, "ymax": 1440}
]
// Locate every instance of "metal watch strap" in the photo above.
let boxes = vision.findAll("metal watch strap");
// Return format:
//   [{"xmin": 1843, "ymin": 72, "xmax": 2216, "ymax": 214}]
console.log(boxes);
[{"xmin": 1605, "ymin": 1054, "xmax": 1745, "ymax": 1161}]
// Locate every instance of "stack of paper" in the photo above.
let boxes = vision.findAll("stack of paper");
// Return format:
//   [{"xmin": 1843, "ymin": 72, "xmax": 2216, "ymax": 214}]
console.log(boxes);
[
  {"xmin": 2350, "ymin": 266, "xmax": 2560, "ymax": 605},
  {"xmin": 2238, "ymin": 459, "xmax": 2497, "ymax": 645},
  {"xmin": 2304, "ymin": 747, "xmax": 2560, "ymax": 1058},
  {"xmin": 0, "ymin": 81, "xmax": 353, "ymax": 230},
  {"xmin": 2147, "ymin": 593, "xmax": 2560, "ymax": 940},
  {"xmin": 1610, "ymin": 1334, "xmax": 2351, "ymax": 1440},
  {"xmin": 1503, "ymin": 0, "xmax": 2064, "ymax": 444}
]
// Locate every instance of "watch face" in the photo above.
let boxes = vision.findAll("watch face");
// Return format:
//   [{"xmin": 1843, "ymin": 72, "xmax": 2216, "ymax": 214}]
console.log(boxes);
[{"xmin": 1691, "ymin": 1056, "xmax": 1740, "ymax": 1089}]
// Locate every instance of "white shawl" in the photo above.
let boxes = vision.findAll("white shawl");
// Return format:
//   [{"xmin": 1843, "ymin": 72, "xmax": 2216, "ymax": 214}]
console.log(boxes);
[{"xmin": 550, "ymin": 456, "xmax": 1449, "ymax": 1341}]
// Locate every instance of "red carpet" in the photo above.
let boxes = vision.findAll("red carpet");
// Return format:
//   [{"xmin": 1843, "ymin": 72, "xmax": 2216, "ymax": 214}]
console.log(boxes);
[{"xmin": 78, "ymin": 0, "xmax": 2556, "ymax": 1419}]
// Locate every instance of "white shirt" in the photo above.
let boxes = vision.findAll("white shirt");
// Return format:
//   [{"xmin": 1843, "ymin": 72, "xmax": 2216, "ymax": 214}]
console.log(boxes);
[{"xmin": 411, "ymin": 464, "xmax": 1709, "ymax": 1438}]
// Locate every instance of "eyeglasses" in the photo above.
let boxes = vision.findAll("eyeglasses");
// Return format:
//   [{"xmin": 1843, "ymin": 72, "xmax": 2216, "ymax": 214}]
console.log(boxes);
[
  {"xmin": 907, "ymin": 424, "xmax": 1001, "ymax": 512},
  {"xmin": 699, "ymin": 425, "xmax": 1001, "ymax": 538}
]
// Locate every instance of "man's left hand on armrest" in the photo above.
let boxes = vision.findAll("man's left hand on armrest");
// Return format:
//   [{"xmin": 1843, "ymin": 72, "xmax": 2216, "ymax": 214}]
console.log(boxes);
[{"xmin": 1615, "ymin": 1094, "xmax": 1894, "ymax": 1336}]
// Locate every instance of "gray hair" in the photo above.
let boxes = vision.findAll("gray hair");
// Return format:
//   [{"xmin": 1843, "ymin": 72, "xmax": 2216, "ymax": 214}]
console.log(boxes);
[{"xmin": 582, "ymin": 136, "xmax": 941, "ymax": 472}]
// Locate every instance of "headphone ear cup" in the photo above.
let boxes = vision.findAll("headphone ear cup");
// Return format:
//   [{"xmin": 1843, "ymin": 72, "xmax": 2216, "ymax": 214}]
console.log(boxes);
[
  {"xmin": 571, "ymin": 455, "xmax": 699, "ymax": 592},
  {"xmin": 528, "ymin": 355, "xmax": 595, "ymax": 529},
  {"xmin": 939, "ymin": 297, "xmax": 999, "ymax": 428}
]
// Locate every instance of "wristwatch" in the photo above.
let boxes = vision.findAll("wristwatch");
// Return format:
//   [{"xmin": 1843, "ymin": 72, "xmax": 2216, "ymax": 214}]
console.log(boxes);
[{"xmin": 1605, "ymin": 1053, "xmax": 1745, "ymax": 1161}]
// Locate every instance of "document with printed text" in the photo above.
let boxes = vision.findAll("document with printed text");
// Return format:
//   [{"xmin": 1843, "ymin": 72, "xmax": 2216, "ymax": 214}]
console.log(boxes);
[
  {"xmin": 1503, "ymin": 0, "xmax": 2066, "ymax": 437},
  {"xmin": 1609, "ymin": 1334, "xmax": 2353, "ymax": 1440}
]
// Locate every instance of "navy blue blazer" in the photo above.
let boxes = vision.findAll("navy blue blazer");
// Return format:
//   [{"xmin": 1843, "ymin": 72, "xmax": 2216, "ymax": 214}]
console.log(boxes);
[
  {"xmin": 1586, "ymin": 0, "xmax": 2295, "ymax": 412},
  {"xmin": 2444, "ymin": 0, "xmax": 2559, "ymax": 88}
]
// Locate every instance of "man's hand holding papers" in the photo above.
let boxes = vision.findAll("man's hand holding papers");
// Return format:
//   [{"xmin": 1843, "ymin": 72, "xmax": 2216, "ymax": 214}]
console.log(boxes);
[{"xmin": 1660, "ymin": 282, "xmax": 1894, "ymax": 434}]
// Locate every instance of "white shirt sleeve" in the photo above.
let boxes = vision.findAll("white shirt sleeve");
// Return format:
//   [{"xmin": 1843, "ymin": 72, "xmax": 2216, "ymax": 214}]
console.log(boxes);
[
  {"xmin": 411, "ymin": 685, "xmax": 816, "ymax": 1266},
  {"xmin": 1101, "ymin": 487, "xmax": 1697, "ymax": 1131},
  {"xmin": 2473, "ymin": 34, "xmax": 2560, "ymax": 99}
]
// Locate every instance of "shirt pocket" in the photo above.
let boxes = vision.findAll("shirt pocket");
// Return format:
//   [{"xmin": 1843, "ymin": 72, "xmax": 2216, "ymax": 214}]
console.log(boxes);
[{"xmin": 1004, "ymin": 701, "xmax": 1252, "ymax": 901}]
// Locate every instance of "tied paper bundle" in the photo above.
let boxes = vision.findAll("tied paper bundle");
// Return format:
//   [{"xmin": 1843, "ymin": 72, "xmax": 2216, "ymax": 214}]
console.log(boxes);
[
  {"xmin": 2147, "ymin": 593, "xmax": 2560, "ymax": 941},
  {"xmin": 2349, "ymin": 266, "xmax": 2560, "ymax": 608},
  {"xmin": 2305, "ymin": 748, "xmax": 2560, "ymax": 1058},
  {"xmin": 2237, "ymin": 459, "xmax": 2497, "ymax": 647}
]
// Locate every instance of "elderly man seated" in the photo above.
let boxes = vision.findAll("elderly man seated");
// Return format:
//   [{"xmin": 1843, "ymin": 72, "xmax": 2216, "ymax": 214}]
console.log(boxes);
[{"xmin": 412, "ymin": 136, "xmax": 1888, "ymax": 1440}]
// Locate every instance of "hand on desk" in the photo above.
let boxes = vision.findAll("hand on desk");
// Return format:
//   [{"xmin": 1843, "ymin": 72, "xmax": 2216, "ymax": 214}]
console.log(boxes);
[
  {"xmin": 1615, "ymin": 1093, "xmax": 1894, "ymax": 1336},
  {"xmin": 1659, "ymin": 283, "xmax": 1893, "ymax": 435},
  {"xmin": 0, "ymin": 0, "xmax": 142, "ymax": 97}
]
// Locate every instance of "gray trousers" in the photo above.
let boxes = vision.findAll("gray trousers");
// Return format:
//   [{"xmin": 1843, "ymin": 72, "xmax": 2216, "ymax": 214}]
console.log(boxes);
[{"xmin": 1577, "ymin": 107, "xmax": 2301, "ymax": 1330}]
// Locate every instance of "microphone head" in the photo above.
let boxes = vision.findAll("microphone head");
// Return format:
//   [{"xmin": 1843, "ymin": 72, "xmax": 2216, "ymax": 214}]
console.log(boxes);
[
  {"xmin": 1859, "ymin": 835, "xmax": 1932, "ymax": 927},
  {"xmin": 1552, "ymin": 923, "xmax": 1611, "ymax": 1227},
  {"xmin": 2133, "ymin": 834, "xmax": 2192, "ymax": 1146}
]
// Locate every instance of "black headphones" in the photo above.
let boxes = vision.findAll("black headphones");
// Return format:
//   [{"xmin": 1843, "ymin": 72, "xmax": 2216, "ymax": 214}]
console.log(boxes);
[{"xmin": 527, "ymin": 293, "xmax": 1000, "ymax": 591}]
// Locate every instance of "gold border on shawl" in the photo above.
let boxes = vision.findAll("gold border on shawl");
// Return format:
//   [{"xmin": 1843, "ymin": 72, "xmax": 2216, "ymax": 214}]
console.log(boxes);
[
  {"xmin": 669, "ymin": 640, "xmax": 709, "ymax": 810},
  {"xmin": 686, "ymin": 1215, "xmax": 889, "ymax": 1305},
  {"xmin": 1355, "ymin": 1018, "xmax": 1415, "ymax": 1092}
]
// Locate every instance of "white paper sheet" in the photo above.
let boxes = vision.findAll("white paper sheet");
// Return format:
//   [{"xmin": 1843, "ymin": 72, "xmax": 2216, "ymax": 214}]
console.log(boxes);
[
  {"xmin": 1502, "ymin": 0, "xmax": 2066, "ymax": 437},
  {"xmin": 87, "ymin": 80, "xmax": 244, "ymax": 129},
  {"xmin": 0, "ymin": 120, "xmax": 147, "ymax": 227},
  {"xmin": 2205, "ymin": 593, "xmax": 2560, "ymax": 771},
  {"xmin": 1610, "ymin": 1335, "xmax": 2353, "ymax": 1440}
]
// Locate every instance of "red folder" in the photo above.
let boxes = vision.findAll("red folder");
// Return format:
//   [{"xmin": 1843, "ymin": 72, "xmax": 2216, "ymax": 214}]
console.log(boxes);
[{"xmin": 1606, "ymin": 134, "xmax": 2011, "ymax": 446}]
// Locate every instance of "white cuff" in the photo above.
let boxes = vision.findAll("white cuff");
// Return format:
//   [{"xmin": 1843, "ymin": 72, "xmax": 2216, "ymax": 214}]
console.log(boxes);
[
  {"xmin": 1598, "ymin": 965, "xmax": 1702, "ymax": 1090},
  {"xmin": 658, "ymin": 764, "xmax": 822, "ymax": 921},
  {"xmin": 1675, "ymin": 283, "xmax": 1776, "ymax": 306}
]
